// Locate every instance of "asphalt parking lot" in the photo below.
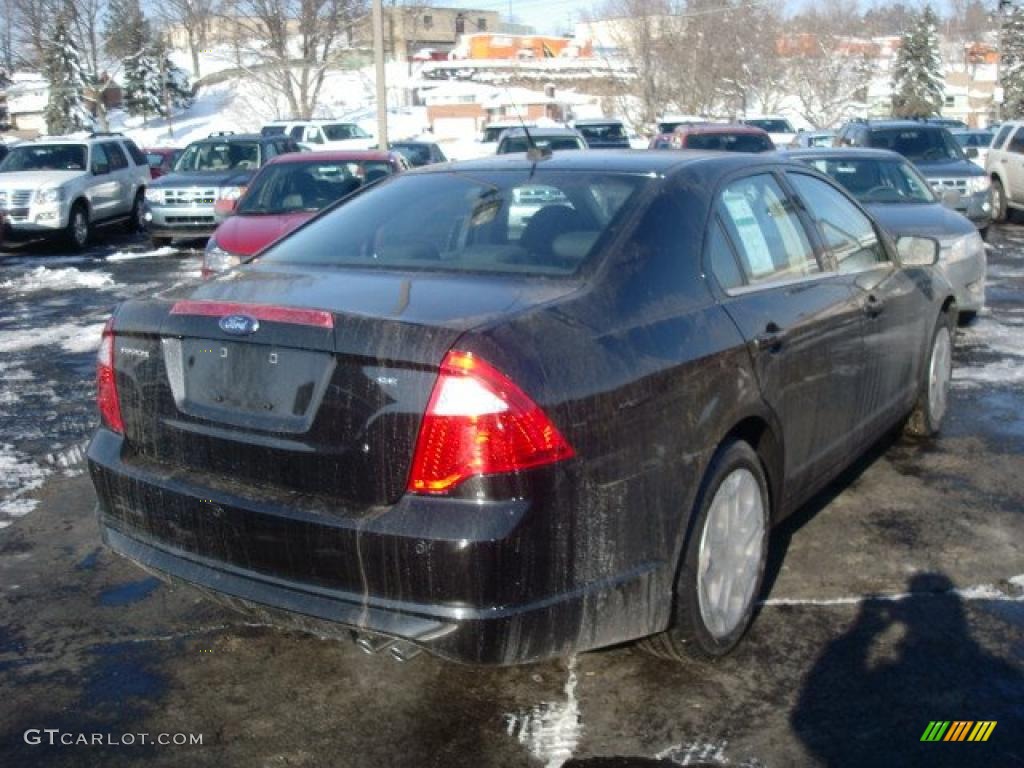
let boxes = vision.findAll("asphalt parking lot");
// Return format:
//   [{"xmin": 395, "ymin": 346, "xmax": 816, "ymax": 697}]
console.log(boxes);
[{"xmin": 0, "ymin": 227, "xmax": 1022, "ymax": 768}]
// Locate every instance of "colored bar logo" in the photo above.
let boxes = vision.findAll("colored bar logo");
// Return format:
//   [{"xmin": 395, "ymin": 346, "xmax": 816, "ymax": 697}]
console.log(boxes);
[{"xmin": 921, "ymin": 721, "xmax": 996, "ymax": 742}]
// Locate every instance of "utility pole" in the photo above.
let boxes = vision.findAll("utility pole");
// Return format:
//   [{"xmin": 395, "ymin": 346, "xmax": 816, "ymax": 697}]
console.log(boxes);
[{"xmin": 372, "ymin": 0, "xmax": 389, "ymax": 147}]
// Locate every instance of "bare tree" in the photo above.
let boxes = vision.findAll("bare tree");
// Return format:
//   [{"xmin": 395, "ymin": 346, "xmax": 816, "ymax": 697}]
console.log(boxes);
[
  {"xmin": 222, "ymin": 0, "xmax": 367, "ymax": 119},
  {"xmin": 12, "ymin": 0, "xmax": 55, "ymax": 66},
  {"xmin": 157, "ymin": 0, "xmax": 218, "ymax": 79}
]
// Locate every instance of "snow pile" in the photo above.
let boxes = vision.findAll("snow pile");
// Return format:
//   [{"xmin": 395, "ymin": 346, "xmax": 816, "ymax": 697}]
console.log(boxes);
[
  {"xmin": 106, "ymin": 246, "xmax": 178, "ymax": 262},
  {"xmin": 0, "ymin": 321, "xmax": 106, "ymax": 355},
  {"xmin": 0, "ymin": 443, "xmax": 50, "ymax": 526},
  {"xmin": 954, "ymin": 313, "xmax": 1024, "ymax": 387},
  {"xmin": 0, "ymin": 266, "xmax": 115, "ymax": 293}
]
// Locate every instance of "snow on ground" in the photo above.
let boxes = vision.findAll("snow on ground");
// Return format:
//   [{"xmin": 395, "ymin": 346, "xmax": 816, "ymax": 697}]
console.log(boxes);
[
  {"xmin": 106, "ymin": 246, "xmax": 178, "ymax": 262},
  {"xmin": 0, "ymin": 442, "xmax": 49, "ymax": 525},
  {"xmin": 954, "ymin": 311, "xmax": 1024, "ymax": 387},
  {"xmin": 0, "ymin": 266, "xmax": 115, "ymax": 293},
  {"xmin": 0, "ymin": 321, "xmax": 106, "ymax": 355}
]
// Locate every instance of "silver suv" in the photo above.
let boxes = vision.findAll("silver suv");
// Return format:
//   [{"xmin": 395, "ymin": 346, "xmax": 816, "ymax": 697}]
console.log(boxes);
[
  {"xmin": 986, "ymin": 120, "xmax": 1024, "ymax": 223},
  {"xmin": 0, "ymin": 133, "xmax": 151, "ymax": 250}
]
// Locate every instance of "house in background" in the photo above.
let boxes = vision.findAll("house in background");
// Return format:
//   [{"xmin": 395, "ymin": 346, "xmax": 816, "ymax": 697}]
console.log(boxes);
[{"xmin": 6, "ymin": 73, "xmax": 48, "ymax": 136}]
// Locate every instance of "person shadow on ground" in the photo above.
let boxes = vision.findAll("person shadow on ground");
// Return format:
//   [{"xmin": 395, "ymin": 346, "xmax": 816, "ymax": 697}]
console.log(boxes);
[{"xmin": 791, "ymin": 572, "xmax": 1023, "ymax": 767}]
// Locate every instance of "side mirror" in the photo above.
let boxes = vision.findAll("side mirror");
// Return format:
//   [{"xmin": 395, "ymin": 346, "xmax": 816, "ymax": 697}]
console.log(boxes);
[
  {"xmin": 213, "ymin": 198, "xmax": 237, "ymax": 220},
  {"xmin": 92, "ymin": 163, "xmax": 109, "ymax": 175},
  {"xmin": 897, "ymin": 235, "xmax": 940, "ymax": 266},
  {"xmin": 965, "ymin": 147, "xmax": 979, "ymax": 159}
]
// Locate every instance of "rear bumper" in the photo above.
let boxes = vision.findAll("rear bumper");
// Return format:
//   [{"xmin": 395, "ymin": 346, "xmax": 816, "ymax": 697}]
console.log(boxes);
[{"xmin": 88, "ymin": 429, "xmax": 666, "ymax": 664}]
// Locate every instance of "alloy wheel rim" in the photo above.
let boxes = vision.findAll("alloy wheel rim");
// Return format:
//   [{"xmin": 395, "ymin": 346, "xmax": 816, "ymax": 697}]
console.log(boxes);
[
  {"xmin": 697, "ymin": 467, "xmax": 765, "ymax": 640},
  {"xmin": 928, "ymin": 327, "xmax": 952, "ymax": 425}
]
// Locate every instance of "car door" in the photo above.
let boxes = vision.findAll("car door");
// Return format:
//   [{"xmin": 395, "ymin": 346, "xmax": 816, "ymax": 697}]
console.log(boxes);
[
  {"xmin": 706, "ymin": 172, "xmax": 866, "ymax": 505},
  {"xmin": 1002, "ymin": 126, "xmax": 1024, "ymax": 202},
  {"xmin": 102, "ymin": 141, "xmax": 132, "ymax": 215},
  {"xmin": 786, "ymin": 171, "xmax": 927, "ymax": 436},
  {"xmin": 87, "ymin": 143, "xmax": 118, "ymax": 220}
]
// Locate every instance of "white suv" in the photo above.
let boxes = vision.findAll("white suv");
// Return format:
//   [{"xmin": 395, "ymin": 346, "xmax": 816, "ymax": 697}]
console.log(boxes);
[
  {"xmin": 0, "ymin": 133, "xmax": 152, "ymax": 250},
  {"xmin": 260, "ymin": 120, "xmax": 375, "ymax": 151},
  {"xmin": 986, "ymin": 120, "xmax": 1024, "ymax": 223}
]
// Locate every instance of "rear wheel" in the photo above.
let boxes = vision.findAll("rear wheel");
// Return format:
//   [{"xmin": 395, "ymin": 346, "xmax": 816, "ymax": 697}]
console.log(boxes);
[
  {"xmin": 905, "ymin": 316, "xmax": 954, "ymax": 437},
  {"xmin": 641, "ymin": 440, "xmax": 769, "ymax": 662},
  {"xmin": 991, "ymin": 178, "xmax": 1007, "ymax": 223},
  {"xmin": 64, "ymin": 203, "xmax": 90, "ymax": 251}
]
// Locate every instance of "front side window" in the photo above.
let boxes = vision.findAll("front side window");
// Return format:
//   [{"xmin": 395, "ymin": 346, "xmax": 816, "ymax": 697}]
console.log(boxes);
[
  {"xmin": 799, "ymin": 157, "xmax": 936, "ymax": 204},
  {"xmin": 324, "ymin": 124, "xmax": 370, "ymax": 141},
  {"xmin": 91, "ymin": 144, "xmax": 109, "ymax": 172},
  {"xmin": 715, "ymin": 174, "xmax": 819, "ymax": 286},
  {"xmin": 0, "ymin": 144, "xmax": 87, "ymax": 172},
  {"xmin": 787, "ymin": 173, "xmax": 889, "ymax": 274},
  {"xmin": 258, "ymin": 170, "xmax": 651, "ymax": 276}
]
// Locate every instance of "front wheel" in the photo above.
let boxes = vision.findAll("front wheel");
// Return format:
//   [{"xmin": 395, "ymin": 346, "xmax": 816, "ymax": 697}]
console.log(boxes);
[
  {"xmin": 905, "ymin": 317, "xmax": 954, "ymax": 437},
  {"xmin": 64, "ymin": 203, "xmax": 90, "ymax": 251},
  {"xmin": 125, "ymin": 191, "xmax": 145, "ymax": 234},
  {"xmin": 641, "ymin": 440, "xmax": 770, "ymax": 662}
]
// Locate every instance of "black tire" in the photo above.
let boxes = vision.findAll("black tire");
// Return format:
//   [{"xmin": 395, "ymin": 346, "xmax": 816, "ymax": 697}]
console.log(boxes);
[
  {"xmin": 150, "ymin": 236, "xmax": 173, "ymax": 248},
  {"xmin": 125, "ymin": 191, "xmax": 145, "ymax": 234},
  {"xmin": 64, "ymin": 202, "xmax": 90, "ymax": 251},
  {"xmin": 957, "ymin": 310, "xmax": 978, "ymax": 326},
  {"xmin": 905, "ymin": 312, "xmax": 955, "ymax": 438},
  {"xmin": 640, "ymin": 439, "xmax": 770, "ymax": 663},
  {"xmin": 979, "ymin": 226, "xmax": 990, "ymax": 242},
  {"xmin": 991, "ymin": 177, "xmax": 1007, "ymax": 224}
]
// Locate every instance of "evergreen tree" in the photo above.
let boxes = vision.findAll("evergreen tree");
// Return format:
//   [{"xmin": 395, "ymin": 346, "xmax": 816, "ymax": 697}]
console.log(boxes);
[
  {"xmin": 105, "ymin": 0, "xmax": 150, "ymax": 62},
  {"xmin": 123, "ymin": 47, "xmax": 162, "ymax": 124},
  {"xmin": 161, "ymin": 50, "xmax": 194, "ymax": 113},
  {"xmin": 1002, "ymin": 3, "xmax": 1024, "ymax": 119},
  {"xmin": 891, "ymin": 5, "xmax": 945, "ymax": 118},
  {"xmin": 43, "ymin": 15, "xmax": 91, "ymax": 135}
]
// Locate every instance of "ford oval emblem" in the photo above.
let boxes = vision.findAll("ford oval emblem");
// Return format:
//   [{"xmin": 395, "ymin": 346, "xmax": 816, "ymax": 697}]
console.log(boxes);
[{"xmin": 219, "ymin": 314, "xmax": 260, "ymax": 335}]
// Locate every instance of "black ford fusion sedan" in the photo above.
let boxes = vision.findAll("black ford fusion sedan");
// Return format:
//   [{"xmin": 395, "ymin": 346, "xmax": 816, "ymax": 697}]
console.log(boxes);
[{"xmin": 88, "ymin": 151, "xmax": 956, "ymax": 665}]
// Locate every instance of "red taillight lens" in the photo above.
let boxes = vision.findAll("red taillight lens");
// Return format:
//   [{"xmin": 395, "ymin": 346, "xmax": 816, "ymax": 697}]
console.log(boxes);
[
  {"xmin": 96, "ymin": 318, "xmax": 124, "ymax": 433},
  {"xmin": 407, "ymin": 350, "xmax": 575, "ymax": 494}
]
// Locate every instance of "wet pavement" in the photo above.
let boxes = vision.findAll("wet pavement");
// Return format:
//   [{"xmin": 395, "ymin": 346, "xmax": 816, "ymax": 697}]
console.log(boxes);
[{"xmin": 0, "ymin": 227, "xmax": 1022, "ymax": 768}]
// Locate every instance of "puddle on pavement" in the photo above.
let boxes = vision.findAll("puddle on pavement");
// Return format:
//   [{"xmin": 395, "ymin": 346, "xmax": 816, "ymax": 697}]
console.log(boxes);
[{"xmin": 98, "ymin": 577, "xmax": 161, "ymax": 607}]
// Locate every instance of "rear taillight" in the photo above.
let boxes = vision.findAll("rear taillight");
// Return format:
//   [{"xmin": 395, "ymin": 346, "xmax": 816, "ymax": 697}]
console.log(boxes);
[
  {"xmin": 96, "ymin": 318, "xmax": 124, "ymax": 433},
  {"xmin": 407, "ymin": 350, "xmax": 575, "ymax": 494}
]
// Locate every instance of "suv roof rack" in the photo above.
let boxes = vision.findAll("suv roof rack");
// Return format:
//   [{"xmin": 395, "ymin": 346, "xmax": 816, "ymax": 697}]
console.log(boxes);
[
  {"xmin": 209, "ymin": 131, "xmax": 235, "ymax": 137},
  {"xmin": 88, "ymin": 131, "xmax": 124, "ymax": 138}
]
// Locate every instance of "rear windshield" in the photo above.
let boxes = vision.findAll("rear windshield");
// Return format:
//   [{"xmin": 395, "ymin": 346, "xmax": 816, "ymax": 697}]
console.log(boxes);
[
  {"xmin": 238, "ymin": 161, "xmax": 394, "ymax": 214},
  {"xmin": 0, "ymin": 144, "xmax": 87, "ymax": 172},
  {"xmin": 685, "ymin": 132, "xmax": 774, "ymax": 152},
  {"xmin": 176, "ymin": 141, "xmax": 261, "ymax": 171},
  {"xmin": 799, "ymin": 157, "xmax": 936, "ymax": 204},
  {"xmin": 261, "ymin": 126, "xmax": 286, "ymax": 136},
  {"xmin": 744, "ymin": 119, "xmax": 794, "ymax": 133},
  {"xmin": 499, "ymin": 136, "xmax": 584, "ymax": 153},
  {"xmin": 576, "ymin": 123, "xmax": 626, "ymax": 140},
  {"xmin": 953, "ymin": 131, "xmax": 994, "ymax": 148},
  {"xmin": 258, "ymin": 170, "xmax": 651, "ymax": 276},
  {"xmin": 867, "ymin": 128, "xmax": 965, "ymax": 162},
  {"xmin": 323, "ymin": 123, "xmax": 370, "ymax": 141}
]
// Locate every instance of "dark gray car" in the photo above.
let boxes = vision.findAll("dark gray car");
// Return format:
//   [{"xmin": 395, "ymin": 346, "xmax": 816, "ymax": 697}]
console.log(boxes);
[{"xmin": 782, "ymin": 148, "xmax": 986, "ymax": 320}]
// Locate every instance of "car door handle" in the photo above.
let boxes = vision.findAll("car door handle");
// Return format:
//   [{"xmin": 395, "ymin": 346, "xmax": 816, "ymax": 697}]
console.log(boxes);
[
  {"xmin": 753, "ymin": 322, "xmax": 784, "ymax": 352},
  {"xmin": 863, "ymin": 294, "xmax": 884, "ymax": 318}
]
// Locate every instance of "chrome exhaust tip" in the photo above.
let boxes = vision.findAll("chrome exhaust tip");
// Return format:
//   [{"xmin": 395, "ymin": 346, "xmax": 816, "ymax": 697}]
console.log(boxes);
[
  {"xmin": 388, "ymin": 641, "xmax": 422, "ymax": 663},
  {"xmin": 353, "ymin": 632, "xmax": 396, "ymax": 655}
]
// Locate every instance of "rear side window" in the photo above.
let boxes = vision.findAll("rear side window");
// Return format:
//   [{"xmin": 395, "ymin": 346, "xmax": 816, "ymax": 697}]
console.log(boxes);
[
  {"xmin": 259, "ymin": 170, "xmax": 652, "ymax": 276},
  {"xmin": 992, "ymin": 124, "xmax": 1013, "ymax": 150},
  {"xmin": 706, "ymin": 218, "xmax": 744, "ymax": 291},
  {"xmin": 1009, "ymin": 127, "xmax": 1024, "ymax": 154},
  {"xmin": 122, "ymin": 139, "xmax": 147, "ymax": 166},
  {"xmin": 787, "ymin": 173, "xmax": 888, "ymax": 273},
  {"xmin": 715, "ymin": 174, "xmax": 819, "ymax": 286},
  {"xmin": 104, "ymin": 142, "xmax": 128, "ymax": 170}
]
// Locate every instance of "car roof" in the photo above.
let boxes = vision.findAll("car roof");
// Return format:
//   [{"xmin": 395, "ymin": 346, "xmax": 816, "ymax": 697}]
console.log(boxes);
[
  {"xmin": 390, "ymin": 141, "xmax": 437, "ymax": 147},
  {"xmin": 266, "ymin": 150, "xmax": 397, "ymax": 165},
  {"xmin": 778, "ymin": 147, "xmax": 907, "ymax": 162},
  {"xmin": 500, "ymin": 127, "xmax": 582, "ymax": 138},
  {"xmin": 676, "ymin": 123, "xmax": 770, "ymax": 137},
  {"xmin": 418, "ymin": 149, "xmax": 790, "ymax": 177},
  {"xmin": 573, "ymin": 118, "xmax": 624, "ymax": 125},
  {"xmin": 191, "ymin": 133, "xmax": 264, "ymax": 143},
  {"xmin": 858, "ymin": 120, "xmax": 947, "ymax": 131}
]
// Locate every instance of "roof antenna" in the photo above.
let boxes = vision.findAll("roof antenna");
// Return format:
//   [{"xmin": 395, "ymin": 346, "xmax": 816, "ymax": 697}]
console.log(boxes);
[{"xmin": 504, "ymin": 85, "xmax": 551, "ymax": 163}]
